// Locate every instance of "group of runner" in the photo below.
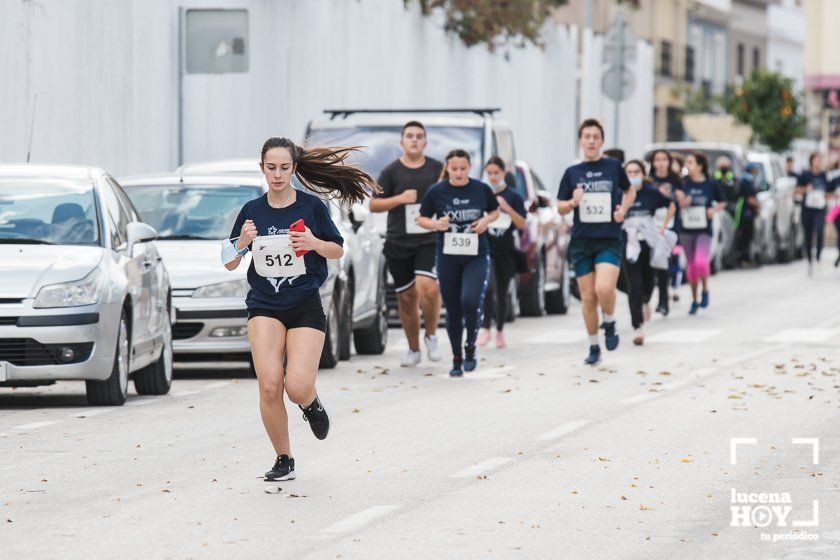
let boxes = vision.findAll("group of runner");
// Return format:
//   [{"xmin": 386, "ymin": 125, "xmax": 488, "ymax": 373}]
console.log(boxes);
[{"xmin": 222, "ymin": 119, "xmax": 837, "ymax": 481}]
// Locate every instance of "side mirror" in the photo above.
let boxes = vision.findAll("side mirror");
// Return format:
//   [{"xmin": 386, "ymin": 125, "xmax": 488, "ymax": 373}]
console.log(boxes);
[{"xmin": 126, "ymin": 221, "xmax": 158, "ymax": 255}]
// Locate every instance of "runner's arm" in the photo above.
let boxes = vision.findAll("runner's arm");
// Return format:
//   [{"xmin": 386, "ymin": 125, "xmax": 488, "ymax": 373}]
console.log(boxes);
[{"xmin": 370, "ymin": 192, "xmax": 410, "ymax": 213}]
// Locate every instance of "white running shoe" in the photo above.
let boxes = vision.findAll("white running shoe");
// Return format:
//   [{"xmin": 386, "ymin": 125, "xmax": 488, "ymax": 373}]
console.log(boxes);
[
  {"xmin": 424, "ymin": 335, "xmax": 442, "ymax": 362},
  {"xmin": 633, "ymin": 328, "xmax": 644, "ymax": 346},
  {"xmin": 400, "ymin": 349, "xmax": 422, "ymax": 367}
]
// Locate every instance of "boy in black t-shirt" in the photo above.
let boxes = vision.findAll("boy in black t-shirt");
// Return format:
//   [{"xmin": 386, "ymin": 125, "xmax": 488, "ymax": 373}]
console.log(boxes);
[{"xmin": 371, "ymin": 121, "xmax": 444, "ymax": 367}]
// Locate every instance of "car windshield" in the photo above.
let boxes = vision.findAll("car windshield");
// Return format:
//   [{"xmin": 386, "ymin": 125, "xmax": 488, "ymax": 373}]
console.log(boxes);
[
  {"xmin": 0, "ymin": 179, "xmax": 100, "ymax": 245},
  {"xmin": 122, "ymin": 184, "xmax": 263, "ymax": 239},
  {"xmin": 306, "ymin": 125, "xmax": 485, "ymax": 180}
]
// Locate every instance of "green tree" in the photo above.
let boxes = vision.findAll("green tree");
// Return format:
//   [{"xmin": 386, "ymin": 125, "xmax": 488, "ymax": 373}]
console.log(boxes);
[
  {"xmin": 723, "ymin": 69, "xmax": 805, "ymax": 152},
  {"xmin": 405, "ymin": 0, "xmax": 639, "ymax": 50}
]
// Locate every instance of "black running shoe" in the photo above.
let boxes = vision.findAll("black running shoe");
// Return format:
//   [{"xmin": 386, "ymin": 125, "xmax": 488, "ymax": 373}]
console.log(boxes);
[
  {"xmin": 300, "ymin": 395, "xmax": 330, "ymax": 440},
  {"xmin": 450, "ymin": 357, "xmax": 464, "ymax": 377},
  {"xmin": 265, "ymin": 454, "xmax": 296, "ymax": 481},
  {"xmin": 463, "ymin": 345, "xmax": 477, "ymax": 372},
  {"xmin": 601, "ymin": 321, "xmax": 619, "ymax": 351},
  {"xmin": 584, "ymin": 345, "xmax": 602, "ymax": 366},
  {"xmin": 656, "ymin": 303, "xmax": 669, "ymax": 316}
]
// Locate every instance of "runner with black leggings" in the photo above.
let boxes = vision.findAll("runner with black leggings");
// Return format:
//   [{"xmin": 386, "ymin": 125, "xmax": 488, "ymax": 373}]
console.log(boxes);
[
  {"xmin": 796, "ymin": 152, "xmax": 836, "ymax": 275},
  {"xmin": 477, "ymin": 157, "xmax": 526, "ymax": 349},
  {"xmin": 417, "ymin": 149, "xmax": 500, "ymax": 376},
  {"xmin": 223, "ymin": 137, "xmax": 377, "ymax": 481}
]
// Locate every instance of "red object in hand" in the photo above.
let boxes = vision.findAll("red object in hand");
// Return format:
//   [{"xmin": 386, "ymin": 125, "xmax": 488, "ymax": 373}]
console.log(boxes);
[{"xmin": 289, "ymin": 219, "xmax": 308, "ymax": 257}]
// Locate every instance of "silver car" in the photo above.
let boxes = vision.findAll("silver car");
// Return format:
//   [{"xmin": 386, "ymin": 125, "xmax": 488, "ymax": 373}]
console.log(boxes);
[{"xmin": 0, "ymin": 165, "xmax": 172, "ymax": 405}]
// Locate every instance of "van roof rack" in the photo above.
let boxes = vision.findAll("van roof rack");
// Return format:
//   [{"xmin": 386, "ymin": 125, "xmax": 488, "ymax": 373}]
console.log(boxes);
[{"xmin": 324, "ymin": 108, "xmax": 500, "ymax": 120}]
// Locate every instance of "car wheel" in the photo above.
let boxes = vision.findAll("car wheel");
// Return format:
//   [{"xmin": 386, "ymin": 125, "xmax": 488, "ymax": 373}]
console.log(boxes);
[
  {"xmin": 518, "ymin": 256, "xmax": 544, "ymax": 317},
  {"xmin": 354, "ymin": 271, "xmax": 389, "ymax": 355},
  {"xmin": 133, "ymin": 313, "xmax": 173, "ymax": 395},
  {"xmin": 319, "ymin": 295, "xmax": 340, "ymax": 369},
  {"xmin": 338, "ymin": 281, "xmax": 353, "ymax": 361},
  {"xmin": 86, "ymin": 310, "xmax": 129, "ymax": 406}
]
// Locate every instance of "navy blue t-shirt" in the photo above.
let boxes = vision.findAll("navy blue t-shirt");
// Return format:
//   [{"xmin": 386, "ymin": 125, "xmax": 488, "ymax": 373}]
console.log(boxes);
[
  {"xmin": 557, "ymin": 157, "xmax": 631, "ymax": 240},
  {"xmin": 487, "ymin": 185, "xmax": 527, "ymax": 251},
  {"xmin": 229, "ymin": 191, "xmax": 344, "ymax": 311},
  {"xmin": 677, "ymin": 178, "xmax": 724, "ymax": 235},
  {"xmin": 626, "ymin": 182, "xmax": 671, "ymax": 218},
  {"xmin": 797, "ymin": 171, "xmax": 836, "ymax": 213},
  {"xmin": 650, "ymin": 172, "xmax": 682, "ymax": 230},
  {"xmin": 419, "ymin": 178, "xmax": 500, "ymax": 254}
]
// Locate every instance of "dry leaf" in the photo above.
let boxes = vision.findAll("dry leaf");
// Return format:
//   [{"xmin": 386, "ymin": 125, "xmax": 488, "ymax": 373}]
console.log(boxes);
[{"xmin": 680, "ymin": 458, "xmax": 692, "ymax": 463}]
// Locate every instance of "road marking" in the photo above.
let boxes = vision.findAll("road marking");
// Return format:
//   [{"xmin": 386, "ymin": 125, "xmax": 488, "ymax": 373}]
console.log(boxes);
[
  {"xmin": 323, "ymin": 505, "xmax": 400, "ymax": 534},
  {"xmin": 69, "ymin": 409, "xmax": 109, "ymax": 418},
  {"xmin": 621, "ymin": 367, "xmax": 717, "ymax": 405},
  {"xmin": 127, "ymin": 398, "xmax": 159, "ymax": 406},
  {"xmin": 764, "ymin": 329, "xmax": 836, "ymax": 344},
  {"xmin": 646, "ymin": 329, "xmax": 721, "ymax": 344},
  {"xmin": 0, "ymin": 432, "xmax": 8, "ymax": 438},
  {"xmin": 451, "ymin": 457, "xmax": 512, "ymax": 478},
  {"xmin": 436, "ymin": 365, "xmax": 511, "ymax": 380},
  {"xmin": 205, "ymin": 381, "xmax": 232, "ymax": 390},
  {"xmin": 718, "ymin": 347, "xmax": 773, "ymax": 368},
  {"xmin": 12, "ymin": 420, "xmax": 59, "ymax": 431},
  {"xmin": 172, "ymin": 390, "xmax": 201, "ymax": 397},
  {"xmin": 528, "ymin": 329, "xmax": 588, "ymax": 345},
  {"xmin": 537, "ymin": 419, "xmax": 589, "ymax": 441}
]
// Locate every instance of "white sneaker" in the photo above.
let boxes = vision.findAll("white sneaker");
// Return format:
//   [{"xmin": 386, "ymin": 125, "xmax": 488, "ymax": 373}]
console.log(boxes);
[
  {"xmin": 424, "ymin": 335, "xmax": 442, "ymax": 362},
  {"xmin": 400, "ymin": 349, "xmax": 422, "ymax": 367}
]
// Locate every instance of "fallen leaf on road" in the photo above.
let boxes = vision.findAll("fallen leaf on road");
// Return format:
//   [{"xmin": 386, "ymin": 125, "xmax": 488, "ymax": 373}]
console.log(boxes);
[
  {"xmin": 351, "ymin": 408, "xmax": 360, "ymax": 413},
  {"xmin": 639, "ymin": 505, "xmax": 654, "ymax": 511},
  {"xmin": 598, "ymin": 457, "xmax": 610, "ymax": 462},
  {"xmin": 501, "ymin": 389, "xmax": 512, "ymax": 393},
  {"xmin": 589, "ymin": 379, "xmax": 599, "ymax": 383},
  {"xmin": 161, "ymin": 489, "xmax": 171, "ymax": 493},
  {"xmin": 620, "ymin": 495, "xmax": 628, "ymax": 500},
  {"xmin": 659, "ymin": 371, "xmax": 671, "ymax": 376},
  {"xmin": 680, "ymin": 458, "xmax": 692, "ymax": 463},
  {"xmin": 477, "ymin": 475, "xmax": 488, "ymax": 480},
  {"xmin": 711, "ymin": 532, "xmax": 719, "ymax": 537},
  {"xmin": 287, "ymin": 494, "xmax": 307, "ymax": 498},
  {"xmin": 727, "ymin": 395, "xmax": 742, "ymax": 399},
  {"xmin": 264, "ymin": 487, "xmax": 283, "ymax": 495}
]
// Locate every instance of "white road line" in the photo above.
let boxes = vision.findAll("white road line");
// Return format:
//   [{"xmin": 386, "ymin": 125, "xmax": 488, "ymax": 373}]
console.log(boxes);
[
  {"xmin": 0, "ymin": 433, "xmax": 9, "ymax": 438},
  {"xmin": 12, "ymin": 420, "xmax": 59, "ymax": 431},
  {"xmin": 205, "ymin": 381, "xmax": 232, "ymax": 390},
  {"xmin": 171, "ymin": 390, "xmax": 201, "ymax": 397},
  {"xmin": 646, "ymin": 329, "xmax": 721, "ymax": 344},
  {"xmin": 451, "ymin": 457, "xmax": 512, "ymax": 478},
  {"xmin": 621, "ymin": 367, "xmax": 716, "ymax": 405},
  {"xmin": 764, "ymin": 329, "xmax": 836, "ymax": 344},
  {"xmin": 323, "ymin": 505, "xmax": 400, "ymax": 534},
  {"xmin": 537, "ymin": 419, "xmax": 589, "ymax": 441},
  {"xmin": 69, "ymin": 409, "xmax": 109, "ymax": 419},
  {"xmin": 126, "ymin": 398, "xmax": 159, "ymax": 406},
  {"xmin": 527, "ymin": 329, "xmax": 588, "ymax": 345},
  {"xmin": 718, "ymin": 347, "xmax": 773, "ymax": 368}
]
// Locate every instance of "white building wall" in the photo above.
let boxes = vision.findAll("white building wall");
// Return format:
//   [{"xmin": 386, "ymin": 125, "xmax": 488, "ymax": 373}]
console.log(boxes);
[
  {"xmin": 1, "ymin": 0, "xmax": 580, "ymax": 187},
  {"xmin": 580, "ymin": 29, "xmax": 655, "ymax": 161},
  {"xmin": 767, "ymin": 0, "xmax": 805, "ymax": 94}
]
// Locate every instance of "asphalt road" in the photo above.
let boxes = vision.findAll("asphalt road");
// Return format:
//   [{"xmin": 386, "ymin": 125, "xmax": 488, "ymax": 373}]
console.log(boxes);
[{"xmin": 2, "ymin": 255, "xmax": 840, "ymax": 560}]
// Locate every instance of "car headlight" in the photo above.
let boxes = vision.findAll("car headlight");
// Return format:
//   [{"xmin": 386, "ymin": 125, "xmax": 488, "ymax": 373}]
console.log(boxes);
[
  {"xmin": 34, "ymin": 266, "xmax": 104, "ymax": 309},
  {"xmin": 192, "ymin": 279, "xmax": 249, "ymax": 298}
]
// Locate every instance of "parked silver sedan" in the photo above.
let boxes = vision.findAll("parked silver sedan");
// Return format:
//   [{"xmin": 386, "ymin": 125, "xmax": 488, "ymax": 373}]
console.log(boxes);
[
  {"xmin": 0, "ymin": 165, "xmax": 172, "ymax": 405},
  {"xmin": 119, "ymin": 174, "xmax": 263, "ymax": 362}
]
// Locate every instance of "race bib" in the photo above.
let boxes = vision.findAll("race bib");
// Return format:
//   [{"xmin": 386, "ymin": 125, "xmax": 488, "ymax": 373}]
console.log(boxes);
[
  {"xmin": 405, "ymin": 204, "xmax": 426, "ymax": 234},
  {"xmin": 252, "ymin": 235, "xmax": 306, "ymax": 278},
  {"xmin": 805, "ymin": 190, "xmax": 826, "ymax": 210},
  {"xmin": 489, "ymin": 211, "xmax": 512, "ymax": 231},
  {"xmin": 682, "ymin": 206, "xmax": 708, "ymax": 229},
  {"xmin": 579, "ymin": 192, "xmax": 611, "ymax": 223},
  {"xmin": 443, "ymin": 232, "xmax": 479, "ymax": 256}
]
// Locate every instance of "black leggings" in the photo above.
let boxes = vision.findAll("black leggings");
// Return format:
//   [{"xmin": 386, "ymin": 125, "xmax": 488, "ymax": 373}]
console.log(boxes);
[
  {"xmin": 437, "ymin": 252, "xmax": 490, "ymax": 358},
  {"xmin": 656, "ymin": 269, "xmax": 669, "ymax": 310},
  {"xmin": 802, "ymin": 209, "xmax": 826, "ymax": 263},
  {"xmin": 622, "ymin": 242, "xmax": 656, "ymax": 329},
  {"xmin": 481, "ymin": 258, "xmax": 516, "ymax": 331}
]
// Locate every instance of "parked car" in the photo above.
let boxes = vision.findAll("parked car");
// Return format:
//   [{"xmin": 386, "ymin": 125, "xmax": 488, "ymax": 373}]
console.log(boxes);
[
  {"xmin": 172, "ymin": 163, "xmax": 388, "ymax": 363},
  {"xmin": 746, "ymin": 151, "xmax": 800, "ymax": 263},
  {"xmin": 0, "ymin": 164, "xmax": 172, "ymax": 405},
  {"xmin": 645, "ymin": 142, "xmax": 748, "ymax": 272},
  {"xmin": 512, "ymin": 161, "xmax": 571, "ymax": 315},
  {"xmin": 304, "ymin": 108, "xmax": 528, "ymax": 324}
]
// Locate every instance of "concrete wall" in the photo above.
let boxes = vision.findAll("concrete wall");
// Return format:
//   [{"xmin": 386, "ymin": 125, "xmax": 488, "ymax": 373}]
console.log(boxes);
[{"xmin": 1, "ymin": 0, "xmax": 581, "ymax": 187}]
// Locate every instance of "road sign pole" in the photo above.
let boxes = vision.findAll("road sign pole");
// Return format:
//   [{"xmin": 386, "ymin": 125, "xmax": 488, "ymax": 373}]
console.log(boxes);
[{"xmin": 614, "ymin": 18, "xmax": 623, "ymax": 148}]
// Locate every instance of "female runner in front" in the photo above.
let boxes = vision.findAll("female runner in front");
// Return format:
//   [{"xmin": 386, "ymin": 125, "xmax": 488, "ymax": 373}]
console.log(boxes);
[{"xmin": 224, "ymin": 137, "xmax": 377, "ymax": 481}]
